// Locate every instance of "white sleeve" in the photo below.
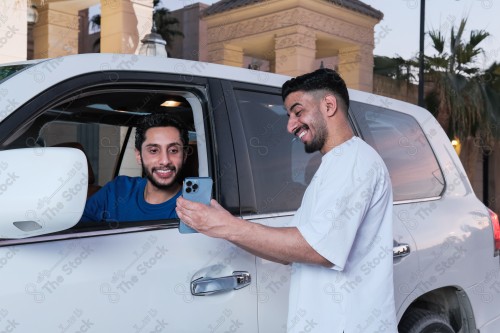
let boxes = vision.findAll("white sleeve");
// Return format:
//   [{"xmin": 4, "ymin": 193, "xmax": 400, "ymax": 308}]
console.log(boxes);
[{"xmin": 297, "ymin": 159, "xmax": 381, "ymax": 271}]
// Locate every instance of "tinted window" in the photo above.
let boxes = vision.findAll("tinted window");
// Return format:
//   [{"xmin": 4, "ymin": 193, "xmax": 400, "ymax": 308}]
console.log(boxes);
[
  {"xmin": 351, "ymin": 102, "xmax": 444, "ymax": 201},
  {"xmin": 235, "ymin": 90, "xmax": 321, "ymax": 214}
]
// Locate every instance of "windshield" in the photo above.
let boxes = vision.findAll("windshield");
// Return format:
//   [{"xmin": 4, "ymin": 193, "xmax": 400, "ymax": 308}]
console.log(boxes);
[{"xmin": 0, "ymin": 63, "xmax": 34, "ymax": 83}]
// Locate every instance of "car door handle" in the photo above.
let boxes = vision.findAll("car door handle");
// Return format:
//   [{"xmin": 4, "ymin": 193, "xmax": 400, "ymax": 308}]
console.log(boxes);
[
  {"xmin": 393, "ymin": 243, "xmax": 410, "ymax": 258},
  {"xmin": 191, "ymin": 271, "xmax": 251, "ymax": 296}
]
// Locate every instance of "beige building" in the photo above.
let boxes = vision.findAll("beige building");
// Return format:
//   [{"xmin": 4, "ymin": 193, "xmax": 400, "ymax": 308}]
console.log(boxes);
[
  {"xmin": 1, "ymin": 0, "xmax": 155, "ymax": 61},
  {"xmin": 170, "ymin": 0, "xmax": 383, "ymax": 92},
  {"xmin": 2, "ymin": 0, "xmax": 383, "ymax": 92},
  {"xmin": 1, "ymin": 0, "xmax": 498, "ymax": 212}
]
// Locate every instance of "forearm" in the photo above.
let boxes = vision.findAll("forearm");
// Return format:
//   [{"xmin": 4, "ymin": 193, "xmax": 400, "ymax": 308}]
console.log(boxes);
[
  {"xmin": 175, "ymin": 197, "xmax": 332, "ymax": 267},
  {"xmin": 227, "ymin": 218, "xmax": 333, "ymax": 268}
]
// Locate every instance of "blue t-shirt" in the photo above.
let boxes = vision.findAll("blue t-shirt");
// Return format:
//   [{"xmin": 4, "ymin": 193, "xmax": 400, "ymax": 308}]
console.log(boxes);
[{"xmin": 80, "ymin": 176, "xmax": 181, "ymax": 222}]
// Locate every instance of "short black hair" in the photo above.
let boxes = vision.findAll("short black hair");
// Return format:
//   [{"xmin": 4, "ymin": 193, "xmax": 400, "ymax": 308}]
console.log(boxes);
[
  {"xmin": 135, "ymin": 113, "xmax": 189, "ymax": 151},
  {"xmin": 281, "ymin": 68, "xmax": 350, "ymax": 111}
]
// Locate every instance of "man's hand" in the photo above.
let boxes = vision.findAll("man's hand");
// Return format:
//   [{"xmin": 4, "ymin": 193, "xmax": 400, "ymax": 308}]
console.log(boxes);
[
  {"xmin": 176, "ymin": 197, "xmax": 240, "ymax": 239},
  {"xmin": 176, "ymin": 197, "xmax": 333, "ymax": 267}
]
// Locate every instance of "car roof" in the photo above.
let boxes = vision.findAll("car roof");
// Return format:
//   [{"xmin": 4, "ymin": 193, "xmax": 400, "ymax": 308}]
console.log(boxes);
[{"xmin": 0, "ymin": 53, "xmax": 430, "ymax": 126}]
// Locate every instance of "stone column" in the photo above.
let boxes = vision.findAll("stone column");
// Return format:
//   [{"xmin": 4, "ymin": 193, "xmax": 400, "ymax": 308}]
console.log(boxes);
[
  {"xmin": 0, "ymin": 1, "xmax": 28, "ymax": 62},
  {"xmin": 33, "ymin": 6, "xmax": 79, "ymax": 59},
  {"xmin": 274, "ymin": 26, "xmax": 316, "ymax": 77},
  {"xmin": 100, "ymin": 0, "xmax": 153, "ymax": 54},
  {"xmin": 338, "ymin": 44, "xmax": 374, "ymax": 92},
  {"xmin": 208, "ymin": 42, "xmax": 244, "ymax": 68}
]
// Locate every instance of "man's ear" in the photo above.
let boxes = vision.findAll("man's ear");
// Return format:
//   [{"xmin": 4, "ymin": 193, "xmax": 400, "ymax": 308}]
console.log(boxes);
[
  {"xmin": 135, "ymin": 148, "xmax": 142, "ymax": 165},
  {"xmin": 324, "ymin": 95, "xmax": 338, "ymax": 117}
]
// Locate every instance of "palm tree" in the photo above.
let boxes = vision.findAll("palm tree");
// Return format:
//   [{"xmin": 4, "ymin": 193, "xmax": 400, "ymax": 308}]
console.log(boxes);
[
  {"xmin": 423, "ymin": 18, "xmax": 500, "ymax": 205},
  {"xmin": 424, "ymin": 18, "xmax": 497, "ymax": 142},
  {"xmin": 373, "ymin": 19, "xmax": 499, "ymax": 205},
  {"xmin": 480, "ymin": 62, "xmax": 500, "ymax": 142},
  {"xmin": 152, "ymin": 0, "xmax": 184, "ymax": 49}
]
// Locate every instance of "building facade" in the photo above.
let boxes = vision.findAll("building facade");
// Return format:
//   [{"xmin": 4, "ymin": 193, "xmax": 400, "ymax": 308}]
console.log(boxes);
[{"xmin": 2, "ymin": 0, "xmax": 383, "ymax": 92}]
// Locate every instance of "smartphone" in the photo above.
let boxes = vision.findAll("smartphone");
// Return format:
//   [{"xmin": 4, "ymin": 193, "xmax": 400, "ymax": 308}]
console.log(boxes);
[{"xmin": 179, "ymin": 177, "xmax": 213, "ymax": 234}]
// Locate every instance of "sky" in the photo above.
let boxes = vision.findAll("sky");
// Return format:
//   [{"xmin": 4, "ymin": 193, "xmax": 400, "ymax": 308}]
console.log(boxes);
[{"xmin": 164, "ymin": 0, "xmax": 500, "ymax": 68}]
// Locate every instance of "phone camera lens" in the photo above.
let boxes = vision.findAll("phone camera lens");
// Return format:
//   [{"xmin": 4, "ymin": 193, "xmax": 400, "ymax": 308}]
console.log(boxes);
[
  {"xmin": 185, "ymin": 187, "xmax": 192, "ymax": 193},
  {"xmin": 186, "ymin": 181, "xmax": 192, "ymax": 186},
  {"xmin": 192, "ymin": 184, "xmax": 199, "ymax": 190}
]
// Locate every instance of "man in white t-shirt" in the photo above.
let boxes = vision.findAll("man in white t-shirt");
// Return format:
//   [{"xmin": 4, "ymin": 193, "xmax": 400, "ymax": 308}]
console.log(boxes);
[{"xmin": 176, "ymin": 68, "xmax": 398, "ymax": 333}]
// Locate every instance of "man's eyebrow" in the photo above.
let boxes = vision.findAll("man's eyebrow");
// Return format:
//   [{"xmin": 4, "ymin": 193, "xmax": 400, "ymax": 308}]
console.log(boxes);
[
  {"xmin": 286, "ymin": 102, "xmax": 302, "ymax": 116},
  {"xmin": 144, "ymin": 142, "xmax": 183, "ymax": 148}
]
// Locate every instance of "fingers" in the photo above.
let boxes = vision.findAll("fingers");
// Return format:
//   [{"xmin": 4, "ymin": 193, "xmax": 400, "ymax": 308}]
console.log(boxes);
[
  {"xmin": 176, "ymin": 196, "xmax": 207, "ymax": 225},
  {"xmin": 175, "ymin": 198, "xmax": 193, "ymax": 220},
  {"xmin": 177, "ymin": 196, "xmax": 201, "ymax": 211},
  {"xmin": 179, "ymin": 197, "xmax": 222, "ymax": 212}
]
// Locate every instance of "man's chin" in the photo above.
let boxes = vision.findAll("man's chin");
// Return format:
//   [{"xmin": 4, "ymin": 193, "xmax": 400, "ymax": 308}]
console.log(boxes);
[{"xmin": 305, "ymin": 144, "xmax": 321, "ymax": 154}]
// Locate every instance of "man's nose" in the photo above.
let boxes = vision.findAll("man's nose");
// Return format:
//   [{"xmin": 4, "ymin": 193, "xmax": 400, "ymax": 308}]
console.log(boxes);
[
  {"xmin": 287, "ymin": 115, "xmax": 298, "ymax": 135},
  {"xmin": 159, "ymin": 150, "xmax": 171, "ymax": 164}
]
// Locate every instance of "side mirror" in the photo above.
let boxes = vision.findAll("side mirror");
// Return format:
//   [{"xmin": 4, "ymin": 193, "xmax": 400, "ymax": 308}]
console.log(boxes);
[{"xmin": 0, "ymin": 147, "xmax": 88, "ymax": 239}]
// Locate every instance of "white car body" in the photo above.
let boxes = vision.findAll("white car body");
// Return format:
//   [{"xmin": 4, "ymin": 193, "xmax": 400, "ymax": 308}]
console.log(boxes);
[{"xmin": 0, "ymin": 53, "xmax": 498, "ymax": 332}]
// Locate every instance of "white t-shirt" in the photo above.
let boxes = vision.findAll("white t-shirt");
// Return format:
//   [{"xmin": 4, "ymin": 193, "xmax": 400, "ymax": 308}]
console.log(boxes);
[{"xmin": 287, "ymin": 136, "xmax": 398, "ymax": 333}]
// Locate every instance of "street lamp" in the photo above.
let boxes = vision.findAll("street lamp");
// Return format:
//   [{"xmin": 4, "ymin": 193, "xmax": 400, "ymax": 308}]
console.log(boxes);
[
  {"xmin": 418, "ymin": 0, "xmax": 425, "ymax": 107},
  {"xmin": 138, "ymin": 19, "xmax": 168, "ymax": 57}
]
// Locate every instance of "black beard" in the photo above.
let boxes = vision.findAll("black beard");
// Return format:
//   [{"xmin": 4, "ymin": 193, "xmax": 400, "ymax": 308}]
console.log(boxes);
[
  {"xmin": 304, "ymin": 118, "xmax": 328, "ymax": 154},
  {"xmin": 305, "ymin": 137, "xmax": 325, "ymax": 153},
  {"xmin": 142, "ymin": 162, "xmax": 182, "ymax": 190}
]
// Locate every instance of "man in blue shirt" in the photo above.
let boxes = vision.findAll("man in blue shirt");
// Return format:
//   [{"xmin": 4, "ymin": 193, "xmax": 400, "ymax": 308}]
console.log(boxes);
[{"xmin": 80, "ymin": 114, "xmax": 189, "ymax": 223}]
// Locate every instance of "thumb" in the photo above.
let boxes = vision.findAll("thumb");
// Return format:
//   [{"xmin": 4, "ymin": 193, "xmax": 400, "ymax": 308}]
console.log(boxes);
[{"xmin": 210, "ymin": 199, "xmax": 224, "ymax": 210}]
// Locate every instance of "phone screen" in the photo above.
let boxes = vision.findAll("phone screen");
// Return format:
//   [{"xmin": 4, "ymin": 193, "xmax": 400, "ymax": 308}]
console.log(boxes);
[{"xmin": 179, "ymin": 177, "xmax": 213, "ymax": 234}]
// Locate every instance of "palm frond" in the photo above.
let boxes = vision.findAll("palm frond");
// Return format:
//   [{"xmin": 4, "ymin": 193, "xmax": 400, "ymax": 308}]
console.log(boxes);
[{"xmin": 428, "ymin": 30, "xmax": 445, "ymax": 54}]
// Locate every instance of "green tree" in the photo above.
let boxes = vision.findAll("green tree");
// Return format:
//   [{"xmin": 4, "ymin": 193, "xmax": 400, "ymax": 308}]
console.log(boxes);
[
  {"xmin": 153, "ymin": 0, "xmax": 184, "ymax": 49},
  {"xmin": 424, "ymin": 18, "xmax": 498, "ymax": 143},
  {"xmin": 374, "ymin": 55, "xmax": 416, "ymax": 82},
  {"xmin": 424, "ymin": 18, "xmax": 500, "ymax": 205}
]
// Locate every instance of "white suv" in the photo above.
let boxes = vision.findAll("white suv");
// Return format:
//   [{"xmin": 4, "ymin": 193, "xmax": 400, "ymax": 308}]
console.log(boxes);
[{"xmin": 0, "ymin": 54, "xmax": 498, "ymax": 333}]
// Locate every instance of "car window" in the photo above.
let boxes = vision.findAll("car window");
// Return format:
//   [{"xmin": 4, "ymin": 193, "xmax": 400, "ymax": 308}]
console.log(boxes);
[
  {"xmin": 350, "ymin": 102, "xmax": 445, "ymax": 202},
  {"xmin": 39, "ymin": 121, "xmax": 124, "ymax": 186},
  {"xmin": 1, "ymin": 87, "xmax": 209, "ymax": 227},
  {"xmin": 234, "ymin": 89, "xmax": 321, "ymax": 214}
]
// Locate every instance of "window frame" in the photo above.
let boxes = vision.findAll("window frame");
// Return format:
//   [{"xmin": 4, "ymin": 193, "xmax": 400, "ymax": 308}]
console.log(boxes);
[
  {"xmin": 0, "ymin": 71, "xmax": 227, "ymax": 246},
  {"xmin": 349, "ymin": 101, "xmax": 445, "ymax": 204},
  {"xmin": 224, "ymin": 80, "xmax": 322, "ymax": 217}
]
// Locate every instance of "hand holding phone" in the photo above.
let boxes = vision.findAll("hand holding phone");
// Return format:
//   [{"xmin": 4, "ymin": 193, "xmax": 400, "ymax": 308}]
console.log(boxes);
[{"xmin": 179, "ymin": 177, "xmax": 213, "ymax": 234}]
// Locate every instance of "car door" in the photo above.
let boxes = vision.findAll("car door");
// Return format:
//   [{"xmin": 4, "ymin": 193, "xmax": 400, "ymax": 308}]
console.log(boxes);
[
  {"xmin": 348, "ymin": 97, "xmax": 423, "ymax": 318},
  {"xmin": 0, "ymin": 58, "xmax": 258, "ymax": 332},
  {"xmin": 221, "ymin": 81, "xmax": 323, "ymax": 332}
]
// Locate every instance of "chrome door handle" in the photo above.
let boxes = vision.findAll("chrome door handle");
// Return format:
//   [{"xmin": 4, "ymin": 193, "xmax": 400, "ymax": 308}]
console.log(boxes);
[
  {"xmin": 393, "ymin": 243, "xmax": 410, "ymax": 258},
  {"xmin": 191, "ymin": 271, "xmax": 251, "ymax": 296}
]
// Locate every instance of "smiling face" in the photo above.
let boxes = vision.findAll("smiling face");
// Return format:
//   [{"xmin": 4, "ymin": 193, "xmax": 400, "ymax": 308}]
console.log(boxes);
[
  {"xmin": 285, "ymin": 91, "xmax": 329, "ymax": 154},
  {"xmin": 135, "ymin": 126, "xmax": 186, "ymax": 191}
]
